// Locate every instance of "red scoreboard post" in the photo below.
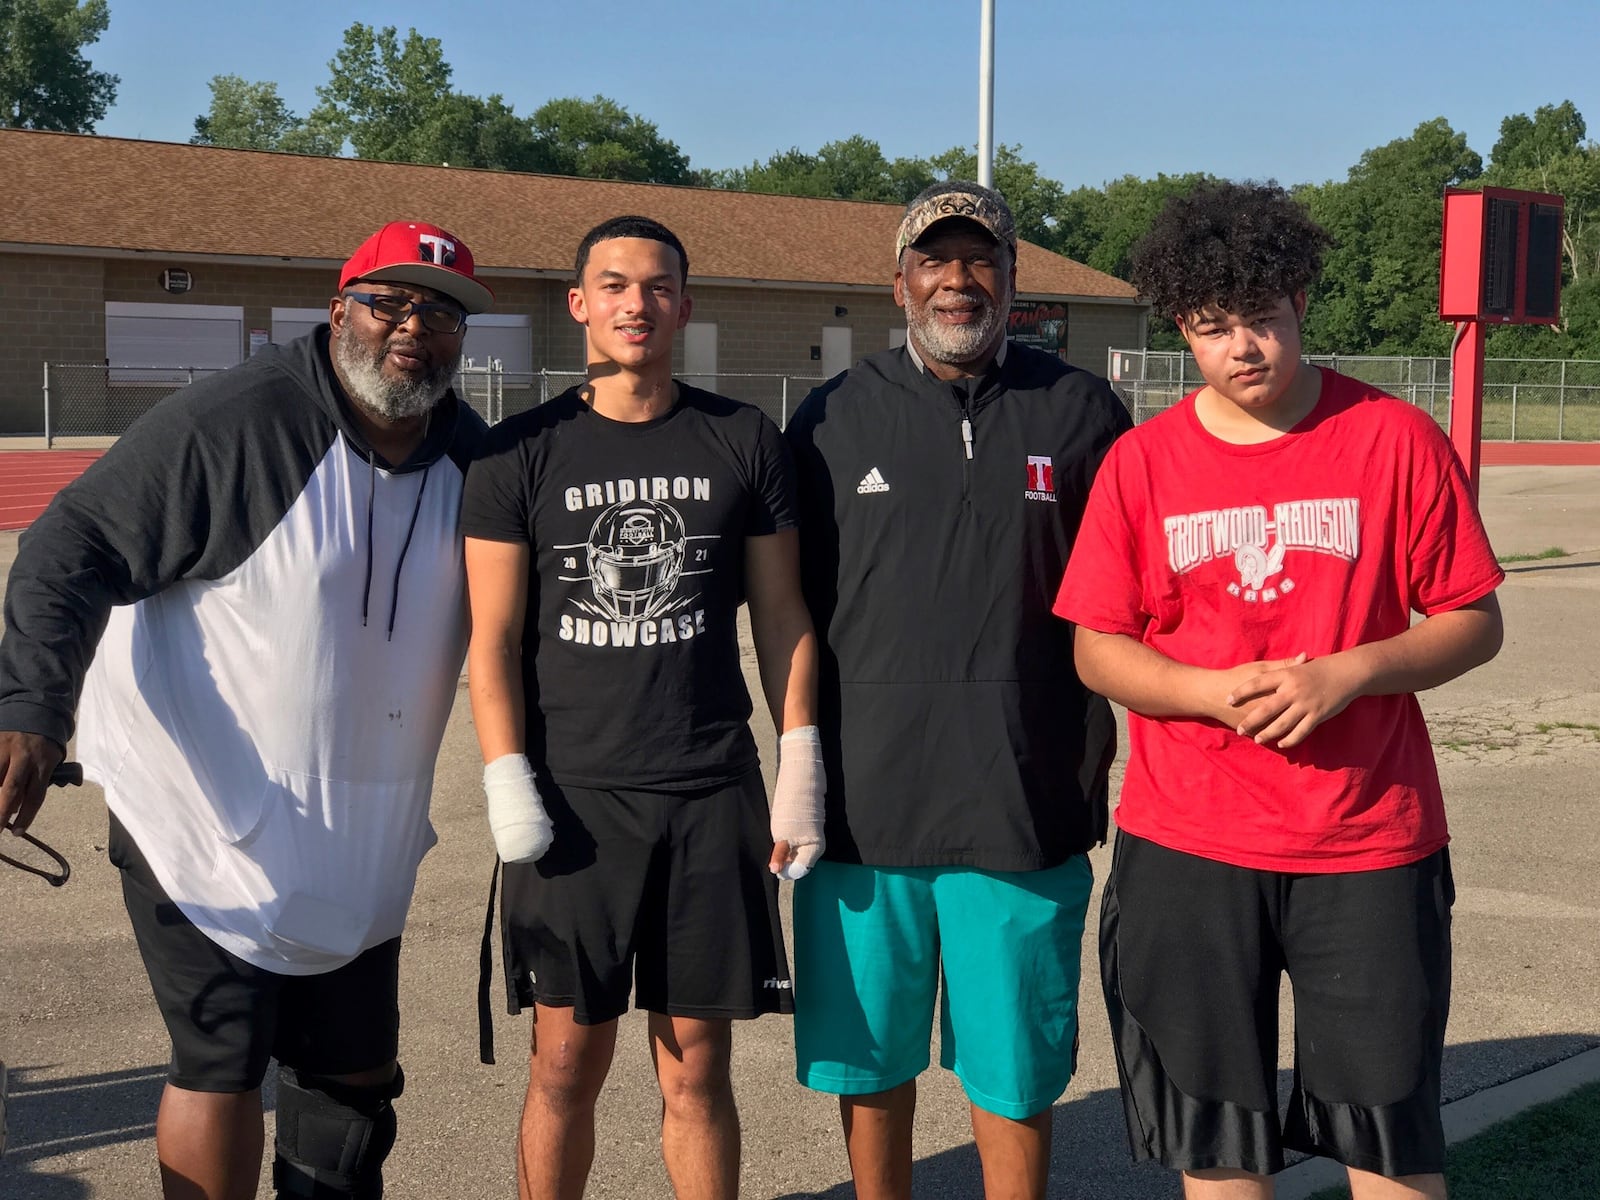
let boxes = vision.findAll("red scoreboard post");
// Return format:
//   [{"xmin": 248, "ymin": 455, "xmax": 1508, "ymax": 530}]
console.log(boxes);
[{"xmin": 1438, "ymin": 186, "xmax": 1564, "ymax": 491}]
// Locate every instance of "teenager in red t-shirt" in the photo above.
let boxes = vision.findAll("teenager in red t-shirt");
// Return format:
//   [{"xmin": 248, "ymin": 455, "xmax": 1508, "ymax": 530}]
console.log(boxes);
[{"xmin": 1054, "ymin": 182, "xmax": 1503, "ymax": 1200}]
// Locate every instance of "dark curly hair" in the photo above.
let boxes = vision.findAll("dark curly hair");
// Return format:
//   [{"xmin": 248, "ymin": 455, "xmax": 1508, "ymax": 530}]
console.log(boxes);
[{"xmin": 1129, "ymin": 181, "xmax": 1331, "ymax": 320}]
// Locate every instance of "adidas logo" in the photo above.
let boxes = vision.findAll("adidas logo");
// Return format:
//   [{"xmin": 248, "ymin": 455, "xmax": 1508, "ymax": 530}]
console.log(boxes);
[{"xmin": 856, "ymin": 468, "xmax": 890, "ymax": 494}]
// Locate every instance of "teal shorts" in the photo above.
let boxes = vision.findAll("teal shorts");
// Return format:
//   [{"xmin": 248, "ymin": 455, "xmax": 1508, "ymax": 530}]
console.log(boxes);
[{"xmin": 792, "ymin": 857, "xmax": 1093, "ymax": 1119}]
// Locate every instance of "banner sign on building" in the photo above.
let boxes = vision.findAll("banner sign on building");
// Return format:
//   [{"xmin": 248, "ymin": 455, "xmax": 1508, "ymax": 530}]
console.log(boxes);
[{"xmin": 1009, "ymin": 300, "xmax": 1069, "ymax": 359}]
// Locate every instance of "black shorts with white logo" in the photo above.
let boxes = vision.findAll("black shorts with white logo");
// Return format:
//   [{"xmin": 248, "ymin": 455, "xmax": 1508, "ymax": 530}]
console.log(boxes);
[
  {"xmin": 1100, "ymin": 831, "xmax": 1453, "ymax": 1178},
  {"xmin": 110, "ymin": 814, "xmax": 401, "ymax": 1093},
  {"xmin": 501, "ymin": 768, "xmax": 793, "ymax": 1025}
]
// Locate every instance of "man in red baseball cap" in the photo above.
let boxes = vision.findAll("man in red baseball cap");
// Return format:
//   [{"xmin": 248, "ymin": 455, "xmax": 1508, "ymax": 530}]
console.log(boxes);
[
  {"xmin": 0, "ymin": 219, "xmax": 492, "ymax": 1198},
  {"xmin": 332, "ymin": 220, "xmax": 494, "ymax": 457}
]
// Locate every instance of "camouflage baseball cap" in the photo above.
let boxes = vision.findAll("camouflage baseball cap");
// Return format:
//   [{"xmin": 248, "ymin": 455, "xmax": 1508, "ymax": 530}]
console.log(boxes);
[{"xmin": 895, "ymin": 180, "xmax": 1017, "ymax": 258}]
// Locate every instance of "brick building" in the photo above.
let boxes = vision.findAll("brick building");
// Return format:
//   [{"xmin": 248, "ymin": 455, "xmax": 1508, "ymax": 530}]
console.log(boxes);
[{"xmin": 0, "ymin": 130, "xmax": 1145, "ymax": 435}]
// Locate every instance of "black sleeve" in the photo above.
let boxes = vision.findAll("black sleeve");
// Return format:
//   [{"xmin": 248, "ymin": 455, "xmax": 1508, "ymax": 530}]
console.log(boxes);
[
  {"xmin": 783, "ymin": 391, "xmax": 840, "ymax": 632},
  {"xmin": 0, "ymin": 367, "xmax": 329, "ymax": 745},
  {"xmin": 1058, "ymin": 373, "xmax": 1134, "ymax": 546},
  {"xmin": 743, "ymin": 412, "xmax": 798, "ymax": 537},
  {"xmin": 460, "ymin": 419, "xmax": 534, "ymax": 544}
]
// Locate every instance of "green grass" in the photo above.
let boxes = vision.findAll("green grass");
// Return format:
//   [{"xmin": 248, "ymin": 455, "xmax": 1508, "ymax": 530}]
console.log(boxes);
[
  {"xmin": 1125, "ymin": 389, "xmax": 1600, "ymax": 441},
  {"xmin": 1307, "ymin": 1079, "xmax": 1600, "ymax": 1199},
  {"xmin": 1478, "ymin": 398, "xmax": 1600, "ymax": 442},
  {"xmin": 1498, "ymin": 546, "xmax": 1569, "ymax": 564},
  {"xmin": 1533, "ymin": 722, "xmax": 1600, "ymax": 738}
]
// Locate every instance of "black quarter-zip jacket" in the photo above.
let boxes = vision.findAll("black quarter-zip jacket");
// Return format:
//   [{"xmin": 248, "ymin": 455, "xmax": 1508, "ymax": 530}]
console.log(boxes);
[{"xmin": 785, "ymin": 341, "xmax": 1132, "ymax": 870}]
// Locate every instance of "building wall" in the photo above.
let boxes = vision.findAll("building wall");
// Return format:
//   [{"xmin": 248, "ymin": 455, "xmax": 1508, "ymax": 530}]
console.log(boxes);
[
  {"xmin": 103, "ymin": 258, "xmax": 332, "ymax": 322},
  {"xmin": 676, "ymin": 285, "xmax": 904, "ymax": 379},
  {"xmin": 2, "ymin": 249, "xmax": 1145, "ymax": 433},
  {"xmin": 101, "ymin": 261, "xmax": 579, "ymax": 368},
  {"xmin": 1064, "ymin": 302, "xmax": 1146, "ymax": 378},
  {"xmin": 0, "ymin": 253, "xmax": 106, "ymax": 433}
]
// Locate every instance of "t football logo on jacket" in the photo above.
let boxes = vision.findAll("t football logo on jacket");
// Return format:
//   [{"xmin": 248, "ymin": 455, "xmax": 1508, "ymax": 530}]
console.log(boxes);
[{"xmin": 1025, "ymin": 454, "xmax": 1057, "ymax": 502}]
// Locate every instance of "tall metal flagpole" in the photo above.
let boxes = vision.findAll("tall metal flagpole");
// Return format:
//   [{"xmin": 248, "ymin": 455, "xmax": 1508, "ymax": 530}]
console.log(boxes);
[{"xmin": 978, "ymin": 0, "xmax": 995, "ymax": 187}]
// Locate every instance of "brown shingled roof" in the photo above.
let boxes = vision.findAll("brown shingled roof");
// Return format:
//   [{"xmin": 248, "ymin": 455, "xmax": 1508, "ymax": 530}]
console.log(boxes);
[{"xmin": 0, "ymin": 130, "xmax": 1138, "ymax": 301}]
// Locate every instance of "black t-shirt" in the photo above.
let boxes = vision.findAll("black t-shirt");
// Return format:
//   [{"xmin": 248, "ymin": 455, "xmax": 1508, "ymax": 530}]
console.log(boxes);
[{"xmin": 460, "ymin": 383, "xmax": 797, "ymax": 790}]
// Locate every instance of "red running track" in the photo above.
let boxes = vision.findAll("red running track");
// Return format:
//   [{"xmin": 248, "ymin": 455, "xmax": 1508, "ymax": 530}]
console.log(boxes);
[
  {"xmin": 0, "ymin": 442, "xmax": 1596, "ymax": 533},
  {"xmin": 1479, "ymin": 442, "xmax": 1600, "ymax": 466},
  {"xmin": 0, "ymin": 451, "xmax": 104, "ymax": 530}
]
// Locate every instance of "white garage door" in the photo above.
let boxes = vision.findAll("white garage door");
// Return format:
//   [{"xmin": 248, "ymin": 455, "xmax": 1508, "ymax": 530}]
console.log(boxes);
[
  {"xmin": 684, "ymin": 322, "xmax": 718, "ymax": 392},
  {"xmin": 105, "ymin": 302, "xmax": 244, "ymax": 383},
  {"xmin": 271, "ymin": 307, "xmax": 328, "ymax": 347},
  {"xmin": 460, "ymin": 314, "xmax": 534, "ymax": 379},
  {"xmin": 822, "ymin": 325, "xmax": 853, "ymax": 378}
]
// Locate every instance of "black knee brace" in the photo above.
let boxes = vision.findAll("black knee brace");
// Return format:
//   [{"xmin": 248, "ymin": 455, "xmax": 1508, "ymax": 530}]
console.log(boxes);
[{"xmin": 272, "ymin": 1063, "xmax": 405, "ymax": 1198}]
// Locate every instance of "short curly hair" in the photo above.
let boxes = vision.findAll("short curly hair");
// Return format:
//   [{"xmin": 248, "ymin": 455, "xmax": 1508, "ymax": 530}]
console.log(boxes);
[{"xmin": 1129, "ymin": 181, "xmax": 1331, "ymax": 320}]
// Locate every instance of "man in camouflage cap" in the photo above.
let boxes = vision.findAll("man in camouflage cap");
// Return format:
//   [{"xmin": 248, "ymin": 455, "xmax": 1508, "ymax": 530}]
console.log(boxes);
[{"xmin": 782, "ymin": 182, "xmax": 1131, "ymax": 1199}]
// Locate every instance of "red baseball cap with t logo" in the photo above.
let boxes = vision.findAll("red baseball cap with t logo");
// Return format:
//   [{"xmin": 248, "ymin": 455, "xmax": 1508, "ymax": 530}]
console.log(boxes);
[{"xmin": 340, "ymin": 220, "xmax": 495, "ymax": 314}]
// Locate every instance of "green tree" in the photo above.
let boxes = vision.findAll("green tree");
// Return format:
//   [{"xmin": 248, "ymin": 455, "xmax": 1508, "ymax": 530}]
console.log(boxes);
[
  {"xmin": 1301, "ymin": 117, "xmax": 1483, "ymax": 355},
  {"xmin": 711, "ymin": 136, "xmax": 931, "ymax": 202},
  {"xmin": 528, "ymin": 95, "xmax": 690, "ymax": 183},
  {"xmin": 190, "ymin": 74, "xmax": 339, "ymax": 155},
  {"xmin": 1480, "ymin": 102, "xmax": 1600, "ymax": 357},
  {"xmin": 1486, "ymin": 101, "xmax": 1600, "ymax": 284},
  {"xmin": 1055, "ymin": 172, "xmax": 1212, "ymax": 281},
  {"xmin": 424, "ymin": 91, "xmax": 545, "ymax": 172},
  {"xmin": 0, "ymin": 0, "xmax": 117, "ymax": 131},
  {"xmin": 308, "ymin": 23, "xmax": 451, "ymax": 161},
  {"xmin": 707, "ymin": 147, "xmax": 823, "ymax": 195},
  {"xmin": 306, "ymin": 24, "xmax": 545, "ymax": 171}
]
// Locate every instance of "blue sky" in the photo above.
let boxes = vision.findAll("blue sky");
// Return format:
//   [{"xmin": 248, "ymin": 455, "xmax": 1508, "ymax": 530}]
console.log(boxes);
[{"xmin": 91, "ymin": 0, "xmax": 1599, "ymax": 191}]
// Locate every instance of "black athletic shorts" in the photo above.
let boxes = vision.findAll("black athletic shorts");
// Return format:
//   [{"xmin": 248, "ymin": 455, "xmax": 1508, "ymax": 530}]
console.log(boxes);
[
  {"xmin": 110, "ymin": 814, "xmax": 402, "ymax": 1093},
  {"xmin": 500, "ymin": 769, "xmax": 794, "ymax": 1025},
  {"xmin": 1100, "ymin": 831, "xmax": 1453, "ymax": 1178}
]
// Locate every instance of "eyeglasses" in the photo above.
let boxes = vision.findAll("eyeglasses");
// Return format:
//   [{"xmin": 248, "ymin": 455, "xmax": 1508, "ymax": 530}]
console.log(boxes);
[
  {"xmin": 0, "ymin": 827, "xmax": 69, "ymax": 887},
  {"xmin": 344, "ymin": 291, "xmax": 468, "ymax": 335},
  {"xmin": 0, "ymin": 761, "xmax": 82, "ymax": 888}
]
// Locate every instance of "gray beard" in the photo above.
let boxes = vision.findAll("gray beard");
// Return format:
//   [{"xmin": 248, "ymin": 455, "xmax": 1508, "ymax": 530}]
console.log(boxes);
[
  {"xmin": 906, "ymin": 293, "xmax": 1007, "ymax": 364},
  {"xmin": 334, "ymin": 332, "xmax": 454, "ymax": 421}
]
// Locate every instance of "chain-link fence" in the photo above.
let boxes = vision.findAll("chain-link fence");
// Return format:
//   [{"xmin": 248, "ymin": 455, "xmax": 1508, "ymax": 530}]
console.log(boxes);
[
  {"xmin": 1106, "ymin": 349, "xmax": 1600, "ymax": 441},
  {"xmin": 41, "ymin": 363, "xmax": 229, "ymax": 442},
  {"xmin": 42, "ymin": 362, "xmax": 830, "ymax": 444}
]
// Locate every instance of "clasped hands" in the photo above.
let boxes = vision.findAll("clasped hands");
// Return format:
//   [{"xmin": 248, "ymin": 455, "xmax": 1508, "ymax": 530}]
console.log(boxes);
[{"xmin": 1210, "ymin": 651, "xmax": 1364, "ymax": 749}]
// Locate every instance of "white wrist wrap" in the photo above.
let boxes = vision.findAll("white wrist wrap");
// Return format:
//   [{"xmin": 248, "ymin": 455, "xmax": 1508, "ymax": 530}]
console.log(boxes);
[
  {"xmin": 770, "ymin": 725, "xmax": 825, "ymax": 881},
  {"xmin": 483, "ymin": 753, "xmax": 554, "ymax": 864}
]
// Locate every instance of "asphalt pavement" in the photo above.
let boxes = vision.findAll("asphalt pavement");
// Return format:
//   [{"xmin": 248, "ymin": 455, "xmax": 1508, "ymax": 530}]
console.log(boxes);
[{"xmin": 1, "ymin": 465, "xmax": 1597, "ymax": 1199}]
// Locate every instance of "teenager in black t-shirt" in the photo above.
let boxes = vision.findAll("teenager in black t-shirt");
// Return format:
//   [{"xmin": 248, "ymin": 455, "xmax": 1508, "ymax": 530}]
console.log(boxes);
[{"xmin": 460, "ymin": 216, "xmax": 824, "ymax": 1200}]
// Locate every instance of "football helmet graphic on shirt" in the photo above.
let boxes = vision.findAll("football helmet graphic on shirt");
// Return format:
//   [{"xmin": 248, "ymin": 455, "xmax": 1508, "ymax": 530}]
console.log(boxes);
[{"xmin": 585, "ymin": 499, "xmax": 688, "ymax": 621}]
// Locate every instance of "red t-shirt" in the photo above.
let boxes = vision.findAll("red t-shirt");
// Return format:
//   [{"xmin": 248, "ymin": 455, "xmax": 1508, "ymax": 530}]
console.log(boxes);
[{"xmin": 1054, "ymin": 369, "xmax": 1503, "ymax": 872}]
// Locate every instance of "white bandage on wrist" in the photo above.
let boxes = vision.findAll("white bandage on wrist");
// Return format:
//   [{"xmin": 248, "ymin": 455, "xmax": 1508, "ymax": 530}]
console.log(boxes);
[
  {"xmin": 483, "ymin": 753, "xmax": 554, "ymax": 864},
  {"xmin": 770, "ymin": 725, "xmax": 825, "ymax": 881}
]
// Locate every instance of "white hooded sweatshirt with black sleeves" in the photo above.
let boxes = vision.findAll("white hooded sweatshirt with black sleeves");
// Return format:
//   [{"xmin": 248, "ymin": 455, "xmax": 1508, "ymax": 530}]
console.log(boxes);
[{"xmin": 0, "ymin": 327, "xmax": 486, "ymax": 974}]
